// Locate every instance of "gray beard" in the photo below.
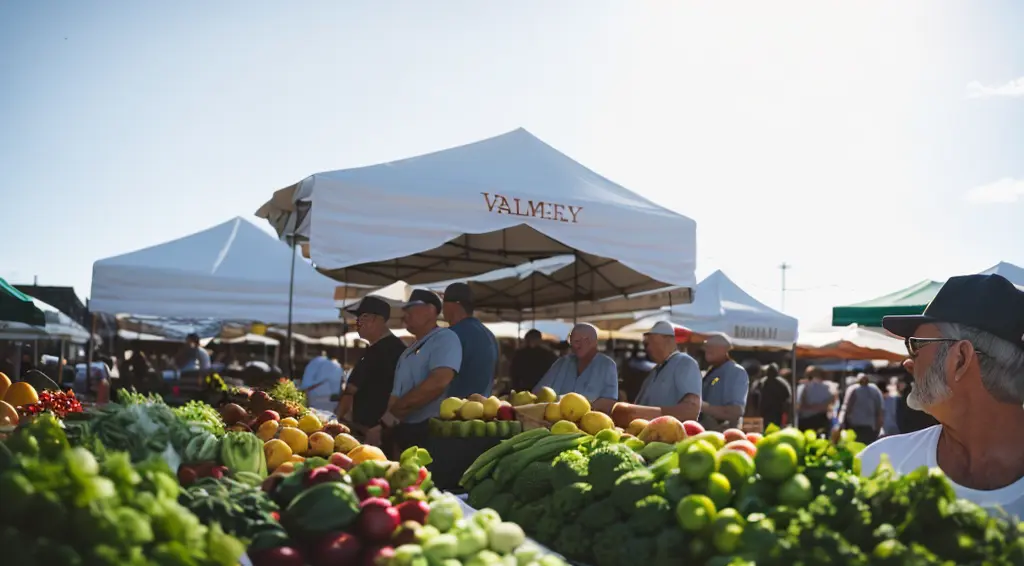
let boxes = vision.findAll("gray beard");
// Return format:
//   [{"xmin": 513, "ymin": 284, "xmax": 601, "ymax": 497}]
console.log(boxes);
[{"xmin": 906, "ymin": 349, "xmax": 952, "ymax": 412}]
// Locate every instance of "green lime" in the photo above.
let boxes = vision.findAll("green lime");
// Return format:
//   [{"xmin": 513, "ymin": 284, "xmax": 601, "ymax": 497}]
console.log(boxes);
[
  {"xmin": 770, "ymin": 428, "xmax": 806, "ymax": 459},
  {"xmin": 718, "ymin": 450, "xmax": 756, "ymax": 490},
  {"xmin": 713, "ymin": 507, "xmax": 745, "ymax": 529},
  {"xmin": 595, "ymin": 428, "xmax": 621, "ymax": 444},
  {"xmin": 676, "ymin": 494, "xmax": 717, "ymax": 532},
  {"xmin": 701, "ymin": 472, "xmax": 733, "ymax": 509},
  {"xmin": 754, "ymin": 442, "xmax": 798, "ymax": 483},
  {"xmin": 624, "ymin": 437, "xmax": 646, "ymax": 452},
  {"xmin": 680, "ymin": 440, "xmax": 719, "ymax": 482},
  {"xmin": 777, "ymin": 472, "xmax": 814, "ymax": 507},
  {"xmin": 711, "ymin": 522, "xmax": 744, "ymax": 554}
]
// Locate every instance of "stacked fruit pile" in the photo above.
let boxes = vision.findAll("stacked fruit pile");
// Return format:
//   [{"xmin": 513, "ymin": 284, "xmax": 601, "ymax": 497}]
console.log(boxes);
[
  {"xmin": 251, "ymin": 409, "xmax": 387, "ymax": 475},
  {"xmin": 428, "ymin": 394, "xmax": 523, "ymax": 438},
  {"xmin": 462, "ymin": 424, "xmax": 1024, "ymax": 566}
]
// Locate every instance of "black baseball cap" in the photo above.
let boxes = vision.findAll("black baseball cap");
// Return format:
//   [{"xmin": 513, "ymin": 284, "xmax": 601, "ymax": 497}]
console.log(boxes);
[
  {"xmin": 353, "ymin": 295, "xmax": 391, "ymax": 319},
  {"xmin": 443, "ymin": 282, "xmax": 473, "ymax": 309},
  {"xmin": 882, "ymin": 273, "xmax": 1024, "ymax": 350},
  {"xmin": 402, "ymin": 289, "xmax": 442, "ymax": 313}
]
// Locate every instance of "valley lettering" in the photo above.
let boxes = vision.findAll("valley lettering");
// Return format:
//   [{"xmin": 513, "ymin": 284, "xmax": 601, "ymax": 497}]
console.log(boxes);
[{"xmin": 481, "ymin": 192, "xmax": 583, "ymax": 223}]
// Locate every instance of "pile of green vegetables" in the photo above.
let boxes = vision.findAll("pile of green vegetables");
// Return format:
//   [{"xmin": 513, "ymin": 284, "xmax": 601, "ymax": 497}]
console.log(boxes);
[
  {"xmin": 463, "ymin": 427, "xmax": 1024, "ymax": 566},
  {"xmin": 0, "ymin": 413, "xmax": 245, "ymax": 566},
  {"xmin": 173, "ymin": 400, "xmax": 225, "ymax": 438},
  {"xmin": 180, "ymin": 476, "xmax": 284, "ymax": 543},
  {"xmin": 64, "ymin": 395, "xmax": 194, "ymax": 468}
]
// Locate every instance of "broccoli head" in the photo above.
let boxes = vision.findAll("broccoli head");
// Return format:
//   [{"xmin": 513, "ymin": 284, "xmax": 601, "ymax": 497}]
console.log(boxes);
[
  {"xmin": 653, "ymin": 527, "xmax": 690, "ymax": 566},
  {"xmin": 534, "ymin": 510, "xmax": 565, "ymax": 545},
  {"xmin": 588, "ymin": 444, "xmax": 642, "ymax": 496},
  {"xmin": 627, "ymin": 495, "xmax": 673, "ymax": 535},
  {"xmin": 593, "ymin": 523, "xmax": 633, "ymax": 566},
  {"xmin": 553, "ymin": 522, "xmax": 594, "ymax": 563},
  {"xmin": 486, "ymin": 492, "xmax": 516, "ymax": 519},
  {"xmin": 611, "ymin": 468, "xmax": 656, "ymax": 514},
  {"xmin": 467, "ymin": 477, "xmax": 498, "ymax": 509},
  {"xmin": 512, "ymin": 461, "xmax": 554, "ymax": 503},
  {"xmin": 509, "ymin": 500, "xmax": 547, "ymax": 534},
  {"xmin": 662, "ymin": 469, "xmax": 694, "ymax": 505},
  {"xmin": 551, "ymin": 449, "xmax": 589, "ymax": 490},
  {"xmin": 579, "ymin": 497, "xmax": 621, "ymax": 531},
  {"xmin": 550, "ymin": 482, "xmax": 593, "ymax": 520}
]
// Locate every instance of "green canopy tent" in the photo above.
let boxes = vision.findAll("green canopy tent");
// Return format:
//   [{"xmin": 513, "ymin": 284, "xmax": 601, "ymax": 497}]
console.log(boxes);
[
  {"xmin": 831, "ymin": 279, "xmax": 944, "ymax": 327},
  {"xmin": 0, "ymin": 277, "xmax": 46, "ymax": 327}
]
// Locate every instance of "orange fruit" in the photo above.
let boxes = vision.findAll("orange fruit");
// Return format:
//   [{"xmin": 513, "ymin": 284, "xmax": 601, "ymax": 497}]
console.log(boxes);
[{"xmin": 348, "ymin": 444, "xmax": 387, "ymax": 464}]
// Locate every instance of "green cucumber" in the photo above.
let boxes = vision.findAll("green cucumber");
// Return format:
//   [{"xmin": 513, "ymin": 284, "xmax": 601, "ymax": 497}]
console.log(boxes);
[{"xmin": 459, "ymin": 428, "xmax": 549, "ymax": 486}]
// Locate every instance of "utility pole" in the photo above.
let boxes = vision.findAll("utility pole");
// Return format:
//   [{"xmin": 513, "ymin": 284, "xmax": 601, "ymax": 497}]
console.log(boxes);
[{"xmin": 779, "ymin": 262, "xmax": 791, "ymax": 312}]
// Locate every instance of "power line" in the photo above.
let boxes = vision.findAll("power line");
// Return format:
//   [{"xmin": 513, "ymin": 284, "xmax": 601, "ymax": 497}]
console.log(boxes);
[{"xmin": 779, "ymin": 262, "xmax": 791, "ymax": 312}]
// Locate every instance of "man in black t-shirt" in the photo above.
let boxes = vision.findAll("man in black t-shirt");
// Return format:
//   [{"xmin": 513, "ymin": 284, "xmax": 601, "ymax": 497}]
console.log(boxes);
[
  {"xmin": 336, "ymin": 296, "xmax": 407, "ymax": 432},
  {"xmin": 509, "ymin": 329, "xmax": 557, "ymax": 394}
]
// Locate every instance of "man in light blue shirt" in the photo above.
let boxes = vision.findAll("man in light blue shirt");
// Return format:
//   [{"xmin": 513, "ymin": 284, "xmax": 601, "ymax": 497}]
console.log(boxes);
[
  {"xmin": 534, "ymin": 323, "xmax": 618, "ymax": 413},
  {"xmin": 699, "ymin": 333, "xmax": 750, "ymax": 431},
  {"xmin": 299, "ymin": 352, "xmax": 344, "ymax": 412},
  {"xmin": 632, "ymin": 321, "xmax": 703, "ymax": 421},
  {"xmin": 376, "ymin": 289, "xmax": 463, "ymax": 453}
]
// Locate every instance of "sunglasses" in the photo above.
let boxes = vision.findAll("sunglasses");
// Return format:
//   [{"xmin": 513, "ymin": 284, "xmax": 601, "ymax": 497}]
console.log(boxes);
[{"xmin": 904, "ymin": 337, "xmax": 986, "ymax": 358}]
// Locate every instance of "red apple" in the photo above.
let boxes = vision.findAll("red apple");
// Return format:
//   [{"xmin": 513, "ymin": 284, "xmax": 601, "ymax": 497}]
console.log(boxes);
[
  {"xmin": 362, "ymin": 546, "xmax": 395, "ymax": 566},
  {"xmin": 746, "ymin": 432, "xmax": 763, "ymax": 445},
  {"xmin": 329, "ymin": 452, "xmax": 354, "ymax": 470},
  {"xmin": 357, "ymin": 499, "xmax": 401, "ymax": 544},
  {"xmin": 395, "ymin": 499, "xmax": 430, "ymax": 524},
  {"xmin": 309, "ymin": 532, "xmax": 362, "ymax": 566},
  {"xmin": 682, "ymin": 420, "xmax": 705, "ymax": 437},
  {"xmin": 722, "ymin": 428, "xmax": 747, "ymax": 443},
  {"xmin": 722, "ymin": 439, "xmax": 758, "ymax": 458},
  {"xmin": 496, "ymin": 405, "xmax": 515, "ymax": 421},
  {"xmin": 256, "ymin": 410, "xmax": 281, "ymax": 426},
  {"xmin": 250, "ymin": 546, "xmax": 305, "ymax": 566}
]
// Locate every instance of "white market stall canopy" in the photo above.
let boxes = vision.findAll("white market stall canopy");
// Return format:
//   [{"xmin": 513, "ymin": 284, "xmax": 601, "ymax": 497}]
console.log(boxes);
[
  {"xmin": 90, "ymin": 217, "xmax": 341, "ymax": 323},
  {"xmin": 620, "ymin": 270, "xmax": 798, "ymax": 349},
  {"xmin": 796, "ymin": 323, "xmax": 906, "ymax": 362},
  {"xmin": 256, "ymin": 128, "xmax": 697, "ymax": 298},
  {"xmin": 979, "ymin": 261, "xmax": 1024, "ymax": 286},
  {"xmin": 0, "ymin": 296, "xmax": 91, "ymax": 344}
]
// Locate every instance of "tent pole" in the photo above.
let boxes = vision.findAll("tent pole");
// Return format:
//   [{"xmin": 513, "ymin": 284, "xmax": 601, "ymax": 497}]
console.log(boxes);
[
  {"xmin": 572, "ymin": 251, "xmax": 579, "ymax": 325},
  {"xmin": 287, "ymin": 235, "xmax": 297, "ymax": 378},
  {"xmin": 790, "ymin": 344, "xmax": 799, "ymax": 429}
]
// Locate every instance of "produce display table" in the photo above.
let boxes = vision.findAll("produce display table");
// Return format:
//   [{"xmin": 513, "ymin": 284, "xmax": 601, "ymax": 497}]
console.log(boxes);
[
  {"xmin": 426, "ymin": 436, "xmax": 501, "ymax": 491},
  {"xmin": 454, "ymin": 493, "xmax": 567, "ymax": 560}
]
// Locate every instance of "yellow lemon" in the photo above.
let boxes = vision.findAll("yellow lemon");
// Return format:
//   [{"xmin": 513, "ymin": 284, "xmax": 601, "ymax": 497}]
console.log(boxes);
[
  {"xmin": 579, "ymin": 411, "xmax": 614, "ymax": 435},
  {"xmin": 278, "ymin": 426, "xmax": 309, "ymax": 455},
  {"xmin": 280, "ymin": 417, "xmax": 299, "ymax": 428},
  {"xmin": 543, "ymin": 402, "xmax": 562, "ymax": 422},
  {"xmin": 3, "ymin": 381, "xmax": 39, "ymax": 408},
  {"xmin": 297, "ymin": 413, "xmax": 323, "ymax": 435},
  {"xmin": 551, "ymin": 420, "xmax": 580, "ymax": 435},
  {"xmin": 558, "ymin": 392, "xmax": 590, "ymax": 423},
  {"xmin": 263, "ymin": 438, "xmax": 293, "ymax": 470}
]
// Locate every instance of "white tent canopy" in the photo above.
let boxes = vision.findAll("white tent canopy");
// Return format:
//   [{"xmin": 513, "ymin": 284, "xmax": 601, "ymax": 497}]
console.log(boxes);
[
  {"xmin": 256, "ymin": 128, "xmax": 697, "ymax": 295},
  {"xmin": 796, "ymin": 323, "xmax": 906, "ymax": 361},
  {"xmin": 980, "ymin": 261, "xmax": 1024, "ymax": 286},
  {"xmin": 621, "ymin": 270, "xmax": 799, "ymax": 349},
  {"xmin": 0, "ymin": 296, "xmax": 91, "ymax": 343},
  {"xmin": 91, "ymin": 217, "xmax": 341, "ymax": 323}
]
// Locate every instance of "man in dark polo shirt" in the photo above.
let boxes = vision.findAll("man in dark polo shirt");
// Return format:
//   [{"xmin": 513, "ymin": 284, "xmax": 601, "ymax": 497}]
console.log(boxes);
[
  {"xmin": 336, "ymin": 296, "xmax": 406, "ymax": 434},
  {"xmin": 442, "ymin": 282, "xmax": 499, "ymax": 398}
]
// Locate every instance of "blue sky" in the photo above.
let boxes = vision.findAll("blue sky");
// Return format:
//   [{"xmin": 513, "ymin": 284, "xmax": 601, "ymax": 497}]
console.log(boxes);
[{"xmin": 1, "ymin": 1, "xmax": 1022, "ymax": 326}]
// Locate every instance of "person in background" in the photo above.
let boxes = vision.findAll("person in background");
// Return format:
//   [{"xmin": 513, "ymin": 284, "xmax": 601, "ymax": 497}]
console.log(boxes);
[
  {"xmin": 698, "ymin": 334, "xmax": 750, "ymax": 431},
  {"xmin": 176, "ymin": 333, "xmax": 211, "ymax": 389},
  {"xmin": 837, "ymin": 373, "xmax": 885, "ymax": 444},
  {"xmin": 509, "ymin": 329, "xmax": 557, "ymax": 394},
  {"xmin": 374, "ymin": 289, "xmax": 463, "ymax": 453},
  {"xmin": 534, "ymin": 323, "xmax": 619, "ymax": 413},
  {"xmin": 442, "ymin": 282, "xmax": 498, "ymax": 398},
  {"xmin": 757, "ymin": 363, "xmax": 792, "ymax": 428},
  {"xmin": 797, "ymin": 365, "xmax": 835, "ymax": 435},
  {"xmin": 337, "ymin": 296, "xmax": 406, "ymax": 436},
  {"xmin": 858, "ymin": 274, "xmax": 1024, "ymax": 518},
  {"xmin": 882, "ymin": 377, "xmax": 901, "ymax": 436},
  {"xmin": 744, "ymin": 363, "xmax": 763, "ymax": 418},
  {"xmin": 612, "ymin": 321, "xmax": 703, "ymax": 422},
  {"xmin": 299, "ymin": 350, "xmax": 344, "ymax": 413}
]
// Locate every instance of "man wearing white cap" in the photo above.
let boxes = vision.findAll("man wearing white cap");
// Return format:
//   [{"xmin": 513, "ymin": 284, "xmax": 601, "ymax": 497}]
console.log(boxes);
[
  {"xmin": 699, "ymin": 333, "xmax": 750, "ymax": 431},
  {"xmin": 619, "ymin": 321, "xmax": 704, "ymax": 421}
]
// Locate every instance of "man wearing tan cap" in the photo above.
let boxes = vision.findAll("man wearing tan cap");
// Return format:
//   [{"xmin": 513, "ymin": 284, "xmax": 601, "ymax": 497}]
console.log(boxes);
[
  {"xmin": 609, "ymin": 321, "xmax": 703, "ymax": 425},
  {"xmin": 698, "ymin": 333, "xmax": 750, "ymax": 431}
]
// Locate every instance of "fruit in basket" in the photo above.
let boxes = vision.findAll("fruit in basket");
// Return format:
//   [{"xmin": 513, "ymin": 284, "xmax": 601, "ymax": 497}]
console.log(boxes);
[
  {"xmin": 467, "ymin": 393, "xmax": 488, "ymax": 403},
  {"xmin": 482, "ymin": 396, "xmax": 501, "ymax": 420},
  {"xmin": 264, "ymin": 438, "xmax": 294, "ymax": 470},
  {"xmin": 626, "ymin": 418, "xmax": 649, "ymax": 436},
  {"xmin": 459, "ymin": 401, "xmax": 485, "ymax": 420},
  {"xmin": 309, "ymin": 431, "xmax": 335, "ymax": 457},
  {"xmin": 298, "ymin": 413, "xmax": 323, "ymax": 435},
  {"xmin": 496, "ymin": 403, "xmax": 515, "ymax": 421},
  {"xmin": 470, "ymin": 419, "xmax": 488, "ymax": 437},
  {"xmin": 3, "ymin": 382, "xmax": 39, "ymax": 407},
  {"xmin": 334, "ymin": 433, "xmax": 360, "ymax": 453},
  {"xmin": 0, "ymin": 400, "xmax": 19, "ymax": 426},
  {"xmin": 637, "ymin": 415, "xmax": 686, "ymax": 443},
  {"xmin": 322, "ymin": 421, "xmax": 350, "ymax": 436},
  {"xmin": 279, "ymin": 426, "xmax": 310, "ymax": 455},
  {"xmin": 348, "ymin": 444, "xmax": 387, "ymax": 464},
  {"xmin": 219, "ymin": 402, "xmax": 248, "ymax": 425},
  {"xmin": 558, "ymin": 393, "xmax": 589, "ymax": 422},
  {"xmin": 536, "ymin": 386, "xmax": 558, "ymax": 403},
  {"xmin": 439, "ymin": 397, "xmax": 464, "ymax": 420},
  {"xmin": 280, "ymin": 416, "xmax": 299, "ymax": 428},
  {"xmin": 579, "ymin": 411, "xmax": 614, "ymax": 435},
  {"xmin": 543, "ymin": 402, "xmax": 561, "ymax": 422},
  {"xmin": 509, "ymin": 390, "xmax": 537, "ymax": 407},
  {"xmin": 257, "ymin": 419, "xmax": 280, "ymax": 442}
]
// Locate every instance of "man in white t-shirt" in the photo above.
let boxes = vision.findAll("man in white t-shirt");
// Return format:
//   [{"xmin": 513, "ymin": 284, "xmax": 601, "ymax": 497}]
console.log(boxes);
[
  {"xmin": 857, "ymin": 273, "xmax": 1024, "ymax": 519},
  {"xmin": 299, "ymin": 352, "xmax": 344, "ymax": 412}
]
